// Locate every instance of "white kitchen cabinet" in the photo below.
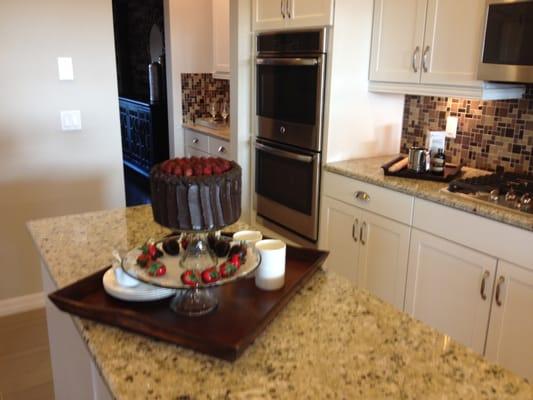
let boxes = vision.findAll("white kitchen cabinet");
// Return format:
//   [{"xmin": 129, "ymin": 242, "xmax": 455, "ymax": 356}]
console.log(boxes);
[
  {"xmin": 286, "ymin": 0, "xmax": 334, "ymax": 29},
  {"xmin": 405, "ymin": 229, "xmax": 497, "ymax": 354},
  {"xmin": 320, "ymin": 196, "xmax": 360, "ymax": 284},
  {"xmin": 369, "ymin": 0, "xmax": 524, "ymax": 99},
  {"xmin": 252, "ymin": 0, "xmax": 333, "ymax": 31},
  {"xmin": 320, "ymin": 195, "xmax": 410, "ymax": 310},
  {"xmin": 184, "ymin": 128, "xmax": 231, "ymax": 159},
  {"xmin": 212, "ymin": 0, "xmax": 229, "ymax": 79},
  {"xmin": 485, "ymin": 260, "xmax": 533, "ymax": 381},
  {"xmin": 186, "ymin": 147, "xmax": 211, "ymax": 158},
  {"xmin": 421, "ymin": 0, "xmax": 484, "ymax": 86},
  {"xmin": 357, "ymin": 209, "xmax": 410, "ymax": 310},
  {"xmin": 369, "ymin": 0, "xmax": 427, "ymax": 83},
  {"xmin": 209, "ymin": 135, "xmax": 231, "ymax": 160}
]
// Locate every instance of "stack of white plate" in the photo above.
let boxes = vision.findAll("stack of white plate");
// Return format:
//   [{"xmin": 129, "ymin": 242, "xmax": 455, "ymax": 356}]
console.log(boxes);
[{"xmin": 103, "ymin": 265, "xmax": 176, "ymax": 302}]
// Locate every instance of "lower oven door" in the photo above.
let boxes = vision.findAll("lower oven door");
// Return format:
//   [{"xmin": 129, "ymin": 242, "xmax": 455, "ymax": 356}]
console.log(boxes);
[{"xmin": 255, "ymin": 139, "xmax": 320, "ymax": 241}]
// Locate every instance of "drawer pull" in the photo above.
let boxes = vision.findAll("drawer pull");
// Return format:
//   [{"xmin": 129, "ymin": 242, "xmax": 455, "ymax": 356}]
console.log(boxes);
[
  {"xmin": 352, "ymin": 219, "xmax": 358, "ymax": 242},
  {"xmin": 192, "ymin": 138, "xmax": 199, "ymax": 144},
  {"xmin": 495, "ymin": 276, "xmax": 505, "ymax": 306},
  {"xmin": 360, "ymin": 222, "xmax": 367, "ymax": 245},
  {"xmin": 218, "ymin": 146, "xmax": 226, "ymax": 153},
  {"xmin": 354, "ymin": 191, "xmax": 370, "ymax": 202},
  {"xmin": 480, "ymin": 270, "xmax": 490, "ymax": 300}
]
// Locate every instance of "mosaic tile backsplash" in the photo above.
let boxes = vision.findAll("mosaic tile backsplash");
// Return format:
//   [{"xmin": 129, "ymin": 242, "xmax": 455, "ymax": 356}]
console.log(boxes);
[
  {"xmin": 400, "ymin": 85, "xmax": 533, "ymax": 174},
  {"xmin": 181, "ymin": 73, "xmax": 229, "ymax": 123}
]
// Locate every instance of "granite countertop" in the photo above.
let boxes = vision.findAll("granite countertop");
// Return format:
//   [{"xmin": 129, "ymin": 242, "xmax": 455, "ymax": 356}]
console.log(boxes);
[
  {"xmin": 325, "ymin": 155, "xmax": 533, "ymax": 232},
  {"xmin": 27, "ymin": 205, "xmax": 532, "ymax": 399},
  {"xmin": 183, "ymin": 122, "xmax": 230, "ymax": 141}
]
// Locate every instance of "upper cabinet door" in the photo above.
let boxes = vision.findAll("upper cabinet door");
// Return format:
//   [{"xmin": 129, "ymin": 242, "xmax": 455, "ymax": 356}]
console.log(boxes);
[
  {"xmin": 253, "ymin": 0, "xmax": 287, "ymax": 32},
  {"xmin": 485, "ymin": 260, "xmax": 533, "ymax": 381},
  {"xmin": 357, "ymin": 209, "xmax": 410, "ymax": 311},
  {"xmin": 287, "ymin": 0, "xmax": 334, "ymax": 28},
  {"xmin": 421, "ymin": 0, "xmax": 484, "ymax": 86},
  {"xmin": 369, "ymin": 0, "xmax": 427, "ymax": 83},
  {"xmin": 405, "ymin": 229, "xmax": 497, "ymax": 354},
  {"xmin": 212, "ymin": 0, "xmax": 230, "ymax": 78}
]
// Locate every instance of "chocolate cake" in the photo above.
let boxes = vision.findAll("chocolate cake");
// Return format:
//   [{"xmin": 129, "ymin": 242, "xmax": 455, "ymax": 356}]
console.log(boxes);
[{"xmin": 150, "ymin": 157, "xmax": 241, "ymax": 231}]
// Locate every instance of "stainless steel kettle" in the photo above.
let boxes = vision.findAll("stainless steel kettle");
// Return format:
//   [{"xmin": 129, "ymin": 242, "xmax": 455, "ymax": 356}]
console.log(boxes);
[{"xmin": 408, "ymin": 147, "xmax": 430, "ymax": 173}]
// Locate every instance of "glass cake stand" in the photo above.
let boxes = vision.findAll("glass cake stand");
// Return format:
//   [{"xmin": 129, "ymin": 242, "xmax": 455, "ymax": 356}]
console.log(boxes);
[{"xmin": 120, "ymin": 232, "xmax": 261, "ymax": 316}]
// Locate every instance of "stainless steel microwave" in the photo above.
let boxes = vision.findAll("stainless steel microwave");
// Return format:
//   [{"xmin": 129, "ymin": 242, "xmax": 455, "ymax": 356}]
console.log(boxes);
[{"xmin": 477, "ymin": 0, "xmax": 533, "ymax": 83}]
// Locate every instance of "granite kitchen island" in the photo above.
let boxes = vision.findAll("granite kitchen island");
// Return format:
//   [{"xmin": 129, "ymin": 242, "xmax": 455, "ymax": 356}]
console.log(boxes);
[{"xmin": 28, "ymin": 205, "xmax": 532, "ymax": 399}]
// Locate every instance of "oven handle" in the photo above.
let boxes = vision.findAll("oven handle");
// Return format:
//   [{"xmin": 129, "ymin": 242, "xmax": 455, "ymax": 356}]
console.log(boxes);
[
  {"xmin": 255, "ymin": 142, "xmax": 314, "ymax": 163},
  {"xmin": 256, "ymin": 57, "xmax": 319, "ymax": 66}
]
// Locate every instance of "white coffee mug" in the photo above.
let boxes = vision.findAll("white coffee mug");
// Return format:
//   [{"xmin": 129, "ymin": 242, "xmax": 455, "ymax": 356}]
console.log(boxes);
[
  {"xmin": 233, "ymin": 230, "xmax": 263, "ymax": 245},
  {"xmin": 255, "ymin": 239, "xmax": 286, "ymax": 291}
]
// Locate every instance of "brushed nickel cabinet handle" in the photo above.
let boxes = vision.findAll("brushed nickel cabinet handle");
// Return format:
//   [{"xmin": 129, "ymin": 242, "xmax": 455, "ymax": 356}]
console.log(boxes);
[
  {"xmin": 192, "ymin": 138, "xmax": 199, "ymax": 144},
  {"xmin": 352, "ymin": 219, "xmax": 358, "ymax": 242},
  {"xmin": 422, "ymin": 45, "xmax": 430, "ymax": 73},
  {"xmin": 281, "ymin": 0, "xmax": 286, "ymax": 18},
  {"xmin": 360, "ymin": 222, "xmax": 367, "ymax": 245},
  {"xmin": 217, "ymin": 146, "xmax": 226, "ymax": 153},
  {"xmin": 495, "ymin": 276, "xmax": 505, "ymax": 306},
  {"xmin": 412, "ymin": 46, "xmax": 420, "ymax": 73},
  {"xmin": 354, "ymin": 191, "xmax": 370, "ymax": 202},
  {"xmin": 480, "ymin": 270, "xmax": 490, "ymax": 300}
]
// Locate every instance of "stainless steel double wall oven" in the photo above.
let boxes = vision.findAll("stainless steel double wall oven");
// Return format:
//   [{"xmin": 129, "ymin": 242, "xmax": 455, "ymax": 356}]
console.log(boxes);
[{"xmin": 255, "ymin": 30, "xmax": 327, "ymax": 242}]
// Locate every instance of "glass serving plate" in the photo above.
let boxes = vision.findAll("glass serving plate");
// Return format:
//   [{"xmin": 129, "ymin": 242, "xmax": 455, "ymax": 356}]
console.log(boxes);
[{"xmin": 121, "ymin": 234, "xmax": 261, "ymax": 316}]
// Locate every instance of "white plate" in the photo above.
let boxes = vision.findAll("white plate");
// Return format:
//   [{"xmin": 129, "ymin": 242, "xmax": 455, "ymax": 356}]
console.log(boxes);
[
  {"xmin": 121, "ymin": 240, "xmax": 261, "ymax": 289},
  {"xmin": 102, "ymin": 266, "xmax": 176, "ymax": 302}
]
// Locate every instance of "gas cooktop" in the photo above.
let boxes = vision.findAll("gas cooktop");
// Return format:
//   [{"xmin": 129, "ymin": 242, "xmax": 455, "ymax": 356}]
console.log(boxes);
[{"xmin": 447, "ymin": 168, "xmax": 533, "ymax": 215}]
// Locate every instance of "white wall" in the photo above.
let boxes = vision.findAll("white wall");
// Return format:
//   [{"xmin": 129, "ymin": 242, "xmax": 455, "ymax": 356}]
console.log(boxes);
[
  {"xmin": 324, "ymin": 0, "xmax": 404, "ymax": 162},
  {"xmin": 230, "ymin": 0, "xmax": 252, "ymax": 223},
  {"xmin": 0, "ymin": 0, "xmax": 125, "ymax": 301},
  {"xmin": 164, "ymin": 0, "xmax": 213, "ymax": 157}
]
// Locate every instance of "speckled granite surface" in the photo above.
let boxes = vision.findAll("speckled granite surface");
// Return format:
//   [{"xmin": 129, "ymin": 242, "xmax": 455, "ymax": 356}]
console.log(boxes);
[
  {"xmin": 325, "ymin": 155, "xmax": 533, "ymax": 232},
  {"xmin": 28, "ymin": 206, "xmax": 533, "ymax": 399}
]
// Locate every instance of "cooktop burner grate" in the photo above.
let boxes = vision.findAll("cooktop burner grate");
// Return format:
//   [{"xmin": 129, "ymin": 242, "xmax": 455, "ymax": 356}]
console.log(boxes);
[{"xmin": 448, "ymin": 168, "xmax": 533, "ymax": 214}]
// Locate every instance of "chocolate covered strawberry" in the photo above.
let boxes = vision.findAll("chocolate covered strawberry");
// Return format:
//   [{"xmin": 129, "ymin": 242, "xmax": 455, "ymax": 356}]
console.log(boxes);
[
  {"xmin": 219, "ymin": 262, "xmax": 238, "ymax": 278},
  {"xmin": 181, "ymin": 270, "xmax": 200, "ymax": 286},
  {"xmin": 148, "ymin": 262, "xmax": 167, "ymax": 277},
  {"xmin": 162, "ymin": 238, "xmax": 180, "ymax": 256},
  {"xmin": 201, "ymin": 267, "xmax": 220, "ymax": 284},
  {"xmin": 136, "ymin": 253, "xmax": 150, "ymax": 268}
]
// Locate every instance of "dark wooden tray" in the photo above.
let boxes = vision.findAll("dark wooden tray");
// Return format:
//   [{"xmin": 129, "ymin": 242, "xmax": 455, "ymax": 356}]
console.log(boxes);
[
  {"xmin": 382, "ymin": 155, "xmax": 462, "ymax": 182},
  {"xmin": 49, "ymin": 245, "xmax": 328, "ymax": 361}
]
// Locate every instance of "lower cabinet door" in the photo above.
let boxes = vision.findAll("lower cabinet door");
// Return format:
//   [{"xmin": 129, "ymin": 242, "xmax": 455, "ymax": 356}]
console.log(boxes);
[
  {"xmin": 485, "ymin": 260, "xmax": 533, "ymax": 381},
  {"xmin": 357, "ymin": 210, "xmax": 410, "ymax": 310},
  {"xmin": 319, "ymin": 197, "xmax": 359, "ymax": 284},
  {"xmin": 405, "ymin": 229, "xmax": 497, "ymax": 353}
]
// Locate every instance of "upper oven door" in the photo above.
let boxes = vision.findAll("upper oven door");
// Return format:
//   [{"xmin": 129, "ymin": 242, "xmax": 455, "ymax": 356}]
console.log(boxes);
[
  {"xmin": 478, "ymin": 0, "xmax": 533, "ymax": 83},
  {"xmin": 256, "ymin": 55, "xmax": 326, "ymax": 152}
]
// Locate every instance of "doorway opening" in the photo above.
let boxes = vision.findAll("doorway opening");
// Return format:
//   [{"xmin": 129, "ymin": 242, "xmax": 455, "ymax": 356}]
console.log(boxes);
[{"xmin": 112, "ymin": 0, "xmax": 169, "ymax": 206}]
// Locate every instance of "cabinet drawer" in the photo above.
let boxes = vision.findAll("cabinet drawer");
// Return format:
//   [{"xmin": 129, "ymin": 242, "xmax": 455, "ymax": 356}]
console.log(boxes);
[
  {"xmin": 209, "ymin": 136, "xmax": 231, "ymax": 160},
  {"xmin": 184, "ymin": 129, "xmax": 209, "ymax": 152},
  {"xmin": 413, "ymin": 198, "xmax": 533, "ymax": 270},
  {"xmin": 322, "ymin": 172, "xmax": 414, "ymax": 225}
]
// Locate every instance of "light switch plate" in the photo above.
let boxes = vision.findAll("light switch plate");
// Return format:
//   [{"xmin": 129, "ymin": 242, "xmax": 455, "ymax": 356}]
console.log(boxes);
[
  {"xmin": 445, "ymin": 116, "xmax": 458, "ymax": 139},
  {"xmin": 57, "ymin": 57, "xmax": 74, "ymax": 80},
  {"xmin": 60, "ymin": 110, "xmax": 82, "ymax": 131}
]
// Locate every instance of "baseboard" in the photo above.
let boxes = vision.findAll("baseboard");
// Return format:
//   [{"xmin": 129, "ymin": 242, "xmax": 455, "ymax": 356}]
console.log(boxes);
[{"xmin": 0, "ymin": 292, "xmax": 45, "ymax": 317}]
